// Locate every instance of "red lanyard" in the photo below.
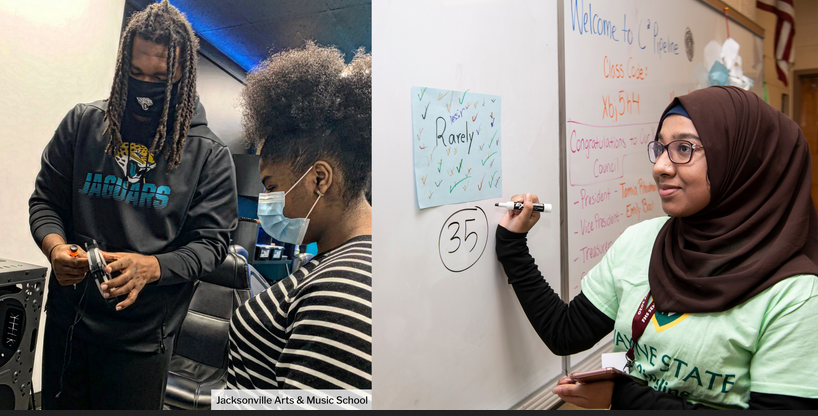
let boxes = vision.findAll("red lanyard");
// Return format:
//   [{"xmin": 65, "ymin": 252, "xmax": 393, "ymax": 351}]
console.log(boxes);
[{"xmin": 625, "ymin": 291, "xmax": 656, "ymax": 367}]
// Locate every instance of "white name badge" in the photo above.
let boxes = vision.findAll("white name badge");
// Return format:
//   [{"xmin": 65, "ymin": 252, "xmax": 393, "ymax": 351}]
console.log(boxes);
[{"xmin": 601, "ymin": 352, "xmax": 628, "ymax": 371}]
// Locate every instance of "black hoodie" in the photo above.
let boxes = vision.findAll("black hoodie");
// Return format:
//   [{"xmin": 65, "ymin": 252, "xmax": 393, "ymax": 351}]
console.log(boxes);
[{"xmin": 29, "ymin": 99, "xmax": 237, "ymax": 353}]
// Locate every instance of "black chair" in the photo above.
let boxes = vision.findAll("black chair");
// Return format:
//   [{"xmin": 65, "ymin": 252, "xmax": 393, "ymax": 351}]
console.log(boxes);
[
  {"xmin": 164, "ymin": 245, "xmax": 251, "ymax": 410},
  {"xmin": 232, "ymin": 217, "xmax": 259, "ymax": 262}
]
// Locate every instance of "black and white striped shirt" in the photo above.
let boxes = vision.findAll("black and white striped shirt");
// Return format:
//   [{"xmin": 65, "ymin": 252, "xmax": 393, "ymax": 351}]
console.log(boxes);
[{"xmin": 227, "ymin": 235, "xmax": 372, "ymax": 390}]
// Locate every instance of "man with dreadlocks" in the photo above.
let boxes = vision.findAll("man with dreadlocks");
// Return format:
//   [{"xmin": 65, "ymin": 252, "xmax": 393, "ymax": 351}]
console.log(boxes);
[{"xmin": 29, "ymin": 1, "xmax": 236, "ymax": 409}]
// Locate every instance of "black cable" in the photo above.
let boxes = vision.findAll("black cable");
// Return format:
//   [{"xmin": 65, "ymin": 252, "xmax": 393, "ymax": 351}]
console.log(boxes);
[
  {"xmin": 55, "ymin": 275, "xmax": 90, "ymax": 399},
  {"xmin": 30, "ymin": 381, "xmax": 36, "ymax": 410}
]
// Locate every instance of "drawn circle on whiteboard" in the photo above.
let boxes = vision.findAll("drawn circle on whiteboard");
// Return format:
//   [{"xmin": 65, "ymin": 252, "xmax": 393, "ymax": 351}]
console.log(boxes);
[
  {"xmin": 685, "ymin": 27, "xmax": 694, "ymax": 62},
  {"xmin": 438, "ymin": 206, "xmax": 489, "ymax": 272}
]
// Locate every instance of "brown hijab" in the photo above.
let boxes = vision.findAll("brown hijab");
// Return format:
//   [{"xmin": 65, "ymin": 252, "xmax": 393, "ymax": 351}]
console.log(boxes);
[{"xmin": 649, "ymin": 86, "xmax": 818, "ymax": 313}]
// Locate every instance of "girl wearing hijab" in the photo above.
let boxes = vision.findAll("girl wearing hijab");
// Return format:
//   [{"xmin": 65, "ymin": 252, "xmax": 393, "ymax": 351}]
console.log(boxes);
[{"xmin": 496, "ymin": 86, "xmax": 818, "ymax": 409}]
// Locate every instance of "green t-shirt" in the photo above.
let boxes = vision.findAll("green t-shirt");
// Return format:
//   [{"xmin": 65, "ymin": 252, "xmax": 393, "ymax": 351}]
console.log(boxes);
[{"xmin": 582, "ymin": 216, "xmax": 818, "ymax": 409}]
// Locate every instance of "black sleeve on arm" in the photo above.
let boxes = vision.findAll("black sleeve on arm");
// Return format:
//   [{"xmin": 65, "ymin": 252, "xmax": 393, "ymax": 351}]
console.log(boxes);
[
  {"xmin": 747, "ymin": 392, "xmax": 818, "ymax": 410},
  {"xmin": 611, "ymin": 378, "xmax": 818, "ymax": 409},
  {"xmin": 29, "ymin": 105, "xmax": 84, "ymax": 248},
  {"xmin": 611, "ymin": 378, "xmax": 714, "ymax": 409},
  {"xmin": 495, "ymin": 224, "xmax": 614, "ymax": 355},
  {"xmin": 153, "ymin": 145, "xmax": 238, "ymax": 285}
]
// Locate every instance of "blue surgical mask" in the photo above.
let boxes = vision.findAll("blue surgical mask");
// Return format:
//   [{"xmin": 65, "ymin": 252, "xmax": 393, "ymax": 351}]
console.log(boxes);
[{"xmin": 257, "ymin": 166, "xmax": 322, "ymax": 246}]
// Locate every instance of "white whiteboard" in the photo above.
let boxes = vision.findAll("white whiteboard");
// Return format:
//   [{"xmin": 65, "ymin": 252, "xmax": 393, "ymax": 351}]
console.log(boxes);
[
  {"xmin": 372, "ymin": 0, "xmax": 563, "ymax": 410},
  {"xmin": 562, "ymin": 0, "xmax": 763, "ymax": 368}
]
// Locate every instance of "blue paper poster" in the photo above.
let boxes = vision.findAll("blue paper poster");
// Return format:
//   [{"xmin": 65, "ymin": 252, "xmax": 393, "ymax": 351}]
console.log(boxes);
[{"xmin": 412, "ymin": 87, "xmax": 502, "ymax": 209}]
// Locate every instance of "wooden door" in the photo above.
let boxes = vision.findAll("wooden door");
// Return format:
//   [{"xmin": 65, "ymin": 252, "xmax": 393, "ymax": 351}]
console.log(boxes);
[{"xmin": 800, "ymin": 75, "xmax": 818, "ymax": 211}]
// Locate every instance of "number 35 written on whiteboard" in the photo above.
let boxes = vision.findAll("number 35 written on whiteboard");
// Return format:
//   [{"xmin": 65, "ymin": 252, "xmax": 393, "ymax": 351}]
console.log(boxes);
[{"xmin": 438, "ymin": 206, "xmax": 489, "ymax": 272}]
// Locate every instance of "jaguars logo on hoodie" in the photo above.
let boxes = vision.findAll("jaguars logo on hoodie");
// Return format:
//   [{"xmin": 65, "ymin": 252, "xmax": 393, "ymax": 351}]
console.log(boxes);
[
  {"xmin": 78, "ymin": 142, "xmax": 171, "ymax": 209},
  {"xmin": 115, "ymin": 142, "xmax": 156, "ymax": 184}
]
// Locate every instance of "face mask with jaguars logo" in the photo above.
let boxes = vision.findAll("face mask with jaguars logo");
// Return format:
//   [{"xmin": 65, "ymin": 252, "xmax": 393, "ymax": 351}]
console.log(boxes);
[{"xmin": 126, "ymin": 77, "xmax": 180, "ymax": 119}]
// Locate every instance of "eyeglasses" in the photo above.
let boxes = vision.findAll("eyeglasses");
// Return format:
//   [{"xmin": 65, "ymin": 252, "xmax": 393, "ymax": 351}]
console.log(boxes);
[{"xmin": 647, "ymin": 140, "xmax": 705, "ymax": 164}]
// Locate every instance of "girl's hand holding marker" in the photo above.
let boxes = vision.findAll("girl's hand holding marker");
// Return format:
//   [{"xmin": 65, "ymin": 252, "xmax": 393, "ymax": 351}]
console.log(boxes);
[{"xmin": 497, "ymin": 193, "xmax": 551, "ymax": 234}]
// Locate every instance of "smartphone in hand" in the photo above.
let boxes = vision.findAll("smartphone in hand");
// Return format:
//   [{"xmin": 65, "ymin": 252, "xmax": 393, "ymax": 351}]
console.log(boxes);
[{"xmin": 569, "ymin": 367, "xmax": 647, "ymax": 385}]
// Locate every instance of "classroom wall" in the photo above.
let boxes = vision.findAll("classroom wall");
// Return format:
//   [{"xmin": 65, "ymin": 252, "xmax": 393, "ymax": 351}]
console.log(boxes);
[
  {"xmin": 722, "ymin": 0, "xmax": 758, "ymax": 21},
  {"xmin": 196, "ymin": 56, "xmax": 247, "ymax": 154},
  {"xmin": 0, "ymin": 0, "xmax": 126, "ymax": 393},
  {"xmin": 701, "ymin": 0, "xmax": 818, "ymax": 116},
  {"xmin": 793, "ymin": 0, "xmax": 818, "ymax": 73},
  {"xmin": 756, "ymin": 0, "xmax": 818, "ymax": 114},
  {"xmin": 757, "ymin": 3, "xmax": 790, "ymax": 111},
  {"xmin": 0, "ymin": 0, "xmax": 125, "ymax": 279}
]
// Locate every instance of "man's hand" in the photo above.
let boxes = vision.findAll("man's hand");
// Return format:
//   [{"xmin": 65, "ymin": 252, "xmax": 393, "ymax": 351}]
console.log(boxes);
[
  {"xmin": 553, "ymin": 377, "xmax": 614, "ymax": 409},
  {"xmin": 498, "ymin": 193, "xmax": 541, "ymax": 234},
  {"xmin": 99, "ymin": 252, "xmax": 161, "ymax": 311},
  {"xmin": 49, "ymin": 244, "xmax": 89, "ymax": 286}
]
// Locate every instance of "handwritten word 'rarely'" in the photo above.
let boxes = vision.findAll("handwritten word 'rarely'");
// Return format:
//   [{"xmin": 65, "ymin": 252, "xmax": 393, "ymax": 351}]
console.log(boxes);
[
  {"xmin": 602, "ymin": 90, "xmax": 640, "ymax": 122},
  {"xmin": 620, "ymin": 179, "xmax": 657, "ymax": 199},
  {"xmin": 570, "ymin": 130, "xmax": 628, "ymax": 159},
  {"xmin": 603, "ymin": 56, "xmax": 648, "ymax": 81},
  {"xmin": 436, "ymin": 117, "xmax": 475, "ymax": 154}
]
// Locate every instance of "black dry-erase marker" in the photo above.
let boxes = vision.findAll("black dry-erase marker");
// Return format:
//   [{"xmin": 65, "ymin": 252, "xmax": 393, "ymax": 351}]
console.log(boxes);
[{"xmin": 495, "ymin": 201, "xmax": 552, "ymax": 213}]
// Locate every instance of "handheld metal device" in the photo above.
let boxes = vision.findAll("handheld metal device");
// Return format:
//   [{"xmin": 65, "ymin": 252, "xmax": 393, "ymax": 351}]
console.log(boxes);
[{"xmin": 85, "ymin": 240, "xmax": 118, "ymax": 304}]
